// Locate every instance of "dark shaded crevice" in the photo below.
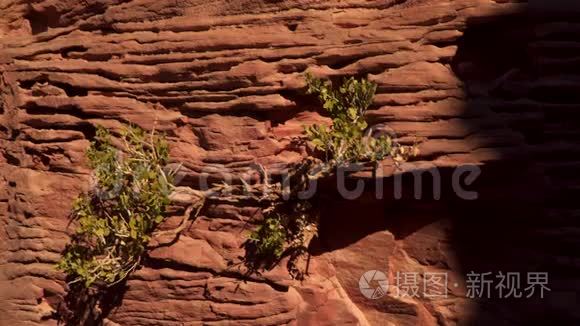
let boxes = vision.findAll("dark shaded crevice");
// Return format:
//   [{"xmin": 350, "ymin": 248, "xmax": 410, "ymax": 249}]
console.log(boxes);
[
  {"xmin": 20, "ymin": 120, "xmax": 97, "ymax": 141},
  {"xmin": 10, "ymin": 129, "xmax": 20, "ymax": 140},
  {"xmin": 325, "ymin": 56, "xmax": 366, "ymax": 70},
  {"xmin": 61, "ymin": 45, "xmax": 88, "ymax": 59},
  {"xmin": 344, "ymin": 39, "xmax": 364, "ymax": 45},
  {"xmin": 23, "ymin": 147, "xmax": 51, "ymax": 167},
  {"xmin": 3, "ymin": 152, "xmax": 20, "ymax": 166},
  {"xmin": 23, "ymin": 103, "xmax": 100, "ymax": 120},
  {"xmin": 181, "ymin": 98, "xmax": 311, "ymax": 127},
  {"xmin": 181, "ymin": 108, "xmax": 275, "ymax": 122},
  {"xmin": 21, "ymin": 79, "xmax": 90, "ymax": 97},
  {"xmin": 286, "ymin": 23, "xmax": 299, "ymax": 32},
  {"xmin": 18, "ymin": 75, "xmax": 103, "ymax": 97},
  {"xmin": 425, "ymin": 39, "xmax": 459, "ymax": 48},
  {"xmin": 14, "ymin": 67, "xmax": 124, "ymax": 83},
  {"xmin": 258, "ymin": 52, "xmax": 321, "ymax": 63},
  {"xmin": 19, "ymin": 78, "xmax": 45, "ymax": 90},
  {"xmin": 47, "ymin": 81, "xmax": 90, "ymax": 97},
  {"xmin": 24, "ymin": 6, "xmax": 60, "ymax": 35}
]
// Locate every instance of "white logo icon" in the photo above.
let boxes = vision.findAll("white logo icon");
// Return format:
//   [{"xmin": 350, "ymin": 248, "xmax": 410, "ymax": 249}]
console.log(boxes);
[{"xmin": 359, "ymin": 270, "xmax": 389, "ymax": 299}]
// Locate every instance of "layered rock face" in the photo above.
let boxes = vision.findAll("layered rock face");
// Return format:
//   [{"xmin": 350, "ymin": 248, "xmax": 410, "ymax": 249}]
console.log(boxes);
[{"xmin": 1, "ymin": 0, "xmax": 579, "ymax": 325}]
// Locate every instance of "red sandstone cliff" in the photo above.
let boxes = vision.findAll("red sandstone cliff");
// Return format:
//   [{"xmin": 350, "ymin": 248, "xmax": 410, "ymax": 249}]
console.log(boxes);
[{"xmin": 1, "ymin": 0, "xmax": 579, "ymax": 325}]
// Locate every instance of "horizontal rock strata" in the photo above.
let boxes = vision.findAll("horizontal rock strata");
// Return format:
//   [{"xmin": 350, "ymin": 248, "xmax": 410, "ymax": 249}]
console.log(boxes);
[{"xmin": 1, "ymin": 0, "xmax": 579, "ymax": 325}]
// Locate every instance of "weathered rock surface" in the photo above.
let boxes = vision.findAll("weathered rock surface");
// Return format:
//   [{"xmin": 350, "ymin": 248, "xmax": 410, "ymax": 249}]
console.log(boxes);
[{"xmin": 1, "ymin": 0, "xmax": 579, "ymax": 325}]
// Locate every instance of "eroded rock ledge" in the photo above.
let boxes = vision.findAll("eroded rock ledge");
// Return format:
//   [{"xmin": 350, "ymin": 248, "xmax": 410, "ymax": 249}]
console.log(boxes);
[{"xmin": 1, "ymin": 0, "xmax": 579, "ymax": 325}]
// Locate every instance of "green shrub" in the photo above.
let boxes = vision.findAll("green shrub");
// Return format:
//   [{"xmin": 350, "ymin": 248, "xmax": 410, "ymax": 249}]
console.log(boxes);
[
  {"xmin": 305, "ymin": 73, "xmax": 417, "ymax": 165},
  {"xmin": 57, "ymin": 126, "xmax": 173, "ymax": 288},
  {"xmin": 249, "ymin": 215, "xmax": 286, "ymax": 259},
  {"xmin": 248, "ymin": 74, "xmax": 417, "ymax": 267}
]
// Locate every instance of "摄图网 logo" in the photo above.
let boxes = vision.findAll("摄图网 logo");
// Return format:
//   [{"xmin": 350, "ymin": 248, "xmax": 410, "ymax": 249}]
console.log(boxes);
[{"xmin": 359, "ymin": 270, "xmax": 389, "ymax": 299}]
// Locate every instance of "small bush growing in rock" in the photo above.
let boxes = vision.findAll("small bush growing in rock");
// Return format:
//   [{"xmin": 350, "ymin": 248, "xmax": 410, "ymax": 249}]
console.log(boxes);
[
  {"xmin": 249, "ymin": 215, "xmax": 286, "ymax": 258},
  {"xmin": 248, "ymin": 74, "xmax": 417, "ymax": 265},
  {"xmin": 57, "ymin": 126, "xmax": 173, "ymax": 288},
  {"xmin": 305, "ymin": 73, "xmax": 417, "ymax": 165}
]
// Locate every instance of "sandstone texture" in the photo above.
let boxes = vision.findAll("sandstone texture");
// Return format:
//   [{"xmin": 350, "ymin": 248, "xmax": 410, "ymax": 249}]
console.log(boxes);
[{"xmin": 1, "ymin": 0, "xmax": 579, "ymax": 325}]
